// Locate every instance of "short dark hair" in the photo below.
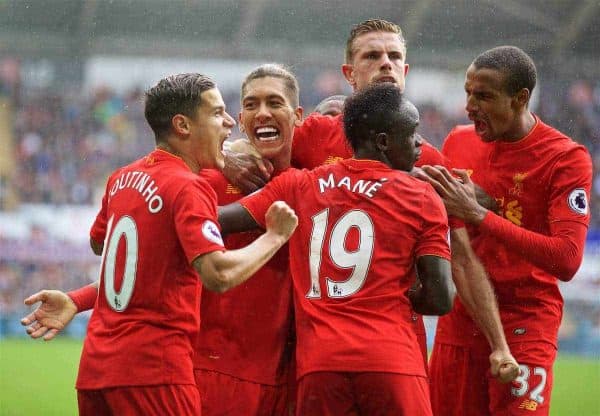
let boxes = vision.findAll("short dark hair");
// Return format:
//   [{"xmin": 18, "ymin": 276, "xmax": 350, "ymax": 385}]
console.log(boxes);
[
  {"xmin": 241, "ymin": 63, "xmax": 299, "ymax": 108},
  {"xmin": 472, "ymin": 46, "xmax": 537, "ymax": 96},
  {"xmin": 144, "ymin": 73, "xmax": 216, "ymax": 142},
  {"xmin": 314, "ymin": 95, "xmax": 347, "ymax": 116},
  {"xmin": 346, "ymin": 19, "xmax": 406, "ymax": 63},
  {"xmin": 343, "ymin": 83, "xmax": 416, "ymax": 151}
]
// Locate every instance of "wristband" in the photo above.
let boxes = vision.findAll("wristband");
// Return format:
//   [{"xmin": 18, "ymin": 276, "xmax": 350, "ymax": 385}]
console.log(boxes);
[{"xmin": 67, "ymin": 284, "xmax": 97, "ymax": 312}]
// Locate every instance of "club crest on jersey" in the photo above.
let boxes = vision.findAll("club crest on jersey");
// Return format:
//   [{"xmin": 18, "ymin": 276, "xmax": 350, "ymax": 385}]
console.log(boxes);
[
  {"xmin": 567, "ymin": 188, "xmax": 588, "ymax": 215},
  {"xmin": 202, "ymin": 220, "xmax": 224, "ymax": 246},
  {"xmin": 509, "ymin": 172, "xmax": 528, "ymax": 196}
]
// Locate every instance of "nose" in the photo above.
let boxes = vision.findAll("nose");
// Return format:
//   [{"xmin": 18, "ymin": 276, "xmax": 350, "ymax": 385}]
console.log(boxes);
[
  {"xmin": 256, "ymin": 102, "xmax": 272, "ymax": 121},
  {"xmin": 465, "ymin": 94, "xmax": 477, "ymax": 114},
  {"xmin": 380, "ymin": 54, "xmax": 392, "ymax": 70},
  {"xmin": 224, "ymin": 111, "xmax": 236, "ymax": 127},
  {"xmin": 415, "ymin": 133, "xmax": 423, "ymax": 147}
]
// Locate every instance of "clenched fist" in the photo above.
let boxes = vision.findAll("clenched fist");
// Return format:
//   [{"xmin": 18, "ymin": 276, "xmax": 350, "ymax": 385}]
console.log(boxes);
[{"xmin": 265, "ymin": 201, "xmax": 298, "ymax": 241}]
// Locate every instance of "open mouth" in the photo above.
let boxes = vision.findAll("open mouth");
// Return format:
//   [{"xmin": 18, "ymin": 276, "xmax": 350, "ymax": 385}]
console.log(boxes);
[
  {"xmin": 376, "ymin": 76, "xmax": 396, "ymax": 84},
  {"xmin": 254, "ymin": 126, "xmax": 280, "ymax": 142},
  {"xmin": 473, "ymin": 119, "xmax": 487, "ymax": 136}
]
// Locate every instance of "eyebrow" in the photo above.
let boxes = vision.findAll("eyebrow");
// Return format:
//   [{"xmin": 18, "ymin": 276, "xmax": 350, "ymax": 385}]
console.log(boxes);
[{"xmin": 243, "ymin": 94, "xmax": 287, "ymax": 102}]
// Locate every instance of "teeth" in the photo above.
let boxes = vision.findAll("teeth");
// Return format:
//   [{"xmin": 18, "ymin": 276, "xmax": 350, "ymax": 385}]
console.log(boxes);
[{"xmin": 256, "ymin": 127, "xmax": 277, "ymax": 134}]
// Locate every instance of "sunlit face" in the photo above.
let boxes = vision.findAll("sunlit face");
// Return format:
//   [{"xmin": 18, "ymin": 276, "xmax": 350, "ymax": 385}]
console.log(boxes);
[
  {"xmin": 464, "ymin": 65, "xmax": 522, "ymax": 142},
  {"xmin": 239, "ymin": 77, "xmax": 302, "ymax": 161},
  {"xmin": 188, "ymin": 88, "xmax": 235, "ymax": 169},
  {"xmin": 342, "ymin": 31, "xmax": 409, "ymax": 92}
]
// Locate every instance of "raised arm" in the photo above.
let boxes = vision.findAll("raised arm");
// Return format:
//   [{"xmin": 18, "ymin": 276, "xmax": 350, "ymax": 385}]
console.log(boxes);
[
  {"xmin": 409, "ymin": 255, "xmax": 454, "ymax": 315},
  {"xmin": 195, "ymin": 201, "xmax": 296, "ymax": 293},
  {"xmin": 218, "ymin": 202, "xmax": 262, "ymax": 235}
]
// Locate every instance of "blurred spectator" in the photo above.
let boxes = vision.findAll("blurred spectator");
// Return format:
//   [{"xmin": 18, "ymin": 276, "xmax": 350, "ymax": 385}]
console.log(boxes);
[{"xmin": 2, "ymin": 67, "xmax": 598, "ymax": 348}]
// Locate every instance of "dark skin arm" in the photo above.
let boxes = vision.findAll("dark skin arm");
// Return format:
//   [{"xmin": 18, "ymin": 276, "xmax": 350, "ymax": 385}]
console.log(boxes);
[
  {"xmin": 222, "ymin": 149, "xmax": 274, "ymax": 194},
  {"xmin": 218, "ymin": 202, "xmax": 262, "ymax": 235},
  {"xmin": 408, "ymin": 255, "xmax": 454, "ymax": 315},
  {"xmin": 90, "ymin": 238, "xmax": 103, "ymax": 256}
]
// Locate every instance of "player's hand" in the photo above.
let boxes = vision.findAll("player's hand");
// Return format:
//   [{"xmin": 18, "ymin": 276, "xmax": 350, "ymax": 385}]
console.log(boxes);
[
  {"xmin": 265, "ymin": 201, "xmax": 298, "ymax": 241},
  {"xmin": 419, "ymin": 165, "xmax": 488, "ymax": 225},
  {"xmin": 222, "ymin": 148, "xmax": 274, "ymax": 194},
  {"xmin": 21, "ymin": 290, "xmax": 78, "ymax": 341},
  {"xmin": 473, "ymin": 183, "xmax": 498, "ymax": 212},
  {"xmin": 489, "ymin": 349, "xmax": 520, "ymax": 383}
]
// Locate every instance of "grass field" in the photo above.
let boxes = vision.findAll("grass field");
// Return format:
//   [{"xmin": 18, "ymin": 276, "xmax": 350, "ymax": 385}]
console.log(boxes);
[{"xmin": 1, "ymin": 337, "xmax": 599, "ymax": 415}]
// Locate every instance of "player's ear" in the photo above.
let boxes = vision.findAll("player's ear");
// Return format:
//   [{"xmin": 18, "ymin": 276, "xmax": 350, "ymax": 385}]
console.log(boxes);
[
  {"xmin": 513, "ymin": 88, "xmax": 530, "ymax": 109},
  {"xmin": 375, "ymin": 132, "xmax": 389, "ymax": 152},
  {"xmin": 341, "ymin": 64, "xmax": 356, "ymax": 88},
  {"xmin": 294, "ymin": 106, "xmax": 304, "ymax": 127},
  {"xmin": 172, "ymin": 114, "xmax": 190, "ymax": 135}
]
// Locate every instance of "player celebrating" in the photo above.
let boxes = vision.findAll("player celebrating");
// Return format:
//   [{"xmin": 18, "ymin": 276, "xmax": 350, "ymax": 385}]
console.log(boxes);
[
  {"xmin": 224, "ymin": 18, "xmax": 518, "ymax": 381},
  {"xmin": 21, "ymin": 73, "xmax": 298, "ymax": 416},
  {"xmin": 220, "ymin": 83, "xmax": 454, "ymax": 415},
  {"xmin": 420, "ymin": 46, "xmax": 593, "ymax": 415},
  {"xmin": 194, "ymin": 64, "xmax": 302, "ymax": 415}
]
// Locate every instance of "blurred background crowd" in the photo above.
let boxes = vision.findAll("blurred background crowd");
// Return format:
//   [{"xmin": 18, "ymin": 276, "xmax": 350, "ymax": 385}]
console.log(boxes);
[{"xmin": 0, "ymin": 0, "xmax": 598, "ymax": 356}]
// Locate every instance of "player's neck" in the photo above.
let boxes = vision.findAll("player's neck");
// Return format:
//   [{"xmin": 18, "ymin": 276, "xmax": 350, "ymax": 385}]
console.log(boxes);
[
  {"xmin": 270, "ymin": 151, "xmax": 292, "ymax": 172},
  {"xmin": 502, "ymin": 111, "xmax": 536, "ymax": 143},
  {"xmin": 354, "ymin": 149, "xmax": 388, "ymax": 167},
  {"xmin": 156, "ymin": 142, "xmax": 200, "ymax": 173}
]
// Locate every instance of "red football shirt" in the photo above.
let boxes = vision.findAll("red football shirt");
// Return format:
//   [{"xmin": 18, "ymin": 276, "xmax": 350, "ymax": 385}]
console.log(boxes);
[
  {"xmin": 77, "ymin": 149, "xmax": 225, "ymax": 389},
  {"xmin": 436, "ymin": 116, "xmax": 592, "ymax": 348},
  {"xmin": 240, "ymin": 159, "xmax": 450, "ymax": 378},
  {"xmin": 291, "ymin": 113, "xmax": 446, "ymax": 342},
  {"xmin": 194, "ymin": 169, "xmax": 293, "ymax": 386},
  {"xmin": 291, "ymin": 113, "xmax": 445, "ymax": 169}
]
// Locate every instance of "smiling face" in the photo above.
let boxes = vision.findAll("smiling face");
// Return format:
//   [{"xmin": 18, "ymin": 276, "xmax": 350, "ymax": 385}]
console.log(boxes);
[
  {"xmin": 188, "ymin": 88, "xmax": 235, "ymax": 169},
  {"xmin": 342, "ymin": 31, "xmax": 409, "ymax": 92},
  {"xmin": 239, "ymin": 76, "xmax": 302, "ymax": 164},
  {"xmin": 464, "ymin": 65, "xmax": 523, "ymax": 142}
]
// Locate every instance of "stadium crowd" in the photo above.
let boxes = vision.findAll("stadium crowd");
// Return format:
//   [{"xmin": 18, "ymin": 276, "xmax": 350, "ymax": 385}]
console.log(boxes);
[{"xmin": 1, "ymin": 65, "xmax": 599, "ymax": 357}]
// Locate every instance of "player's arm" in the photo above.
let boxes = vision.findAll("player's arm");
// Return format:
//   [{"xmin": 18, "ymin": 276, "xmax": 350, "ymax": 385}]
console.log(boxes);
[
  {"xmin": 90, "ymin": 237, "xmax": 103, "ymax": 255},
  {"xmin": 193, "ymin": 201, "xmax": 297, "ymax": 293},
  {"xmin": 222, "ymin": 142, "xmax": 274, "ymax": 194},
  {"xmin": 449, "ymin": 227, "xmax": 519, "ymax": 383},
  {"xmin": 409, "ymin": 255, "xmax": 454, "ymax": 315},
  {"xmin": 218, "ymin": 202, "xmax": 262, "ymax": 235},
  {"xmin": 421, "ymin": 164, "xmax": 588, "ymax": 281}
]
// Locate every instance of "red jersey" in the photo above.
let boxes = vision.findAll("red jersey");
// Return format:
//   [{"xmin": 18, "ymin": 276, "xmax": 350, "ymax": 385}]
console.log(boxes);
[
  {"xmin": 240, "ymin": 159, "xmax": 450, "ymax": 379},
  {"xmin": 77, "ymin": 149, "xmax": 225, "ymax": 389},
  {"xmin": 194, "ymin": 169, "xmax": 293, "ymax": 386},
  {"xmin": 436, "ymin": 117, "xmax": 592, "ymax": 348},
  {"xmin": 291, "ymin": 113, "xmax": 445, "ymax": 169}
]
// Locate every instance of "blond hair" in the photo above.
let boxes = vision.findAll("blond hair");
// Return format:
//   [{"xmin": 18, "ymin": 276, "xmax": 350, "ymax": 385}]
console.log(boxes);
[{"xmin": 345, "ymin": 19, "xmax": 406, "ymax": 63}]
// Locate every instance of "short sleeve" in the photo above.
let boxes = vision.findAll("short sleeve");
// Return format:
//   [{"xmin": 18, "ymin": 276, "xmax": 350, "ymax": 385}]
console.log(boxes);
[
  {"xmin": 174, "ymin": 178, "xmax": 225, "ymax": 264},
  {"xmin": 414, "ymin": 185, "xmax": 451, "ymax": 260},
  {"xmin": 240, "ymin": 169, "xmax": 299, "ymax": 227}
]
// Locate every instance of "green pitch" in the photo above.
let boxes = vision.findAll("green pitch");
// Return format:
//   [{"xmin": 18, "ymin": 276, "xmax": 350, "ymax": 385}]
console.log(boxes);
[{"xmin": 1, "ymin": 338, "xmax": 598, "ymax": 415}]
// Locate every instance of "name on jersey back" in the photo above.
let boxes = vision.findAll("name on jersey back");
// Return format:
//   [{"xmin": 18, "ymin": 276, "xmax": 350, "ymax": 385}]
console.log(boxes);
[
  {"xmin": 318, "ymin": 173, "xmax": 386, "ymax": 198},
  {"xmin": 109, "ymin": 170, "xmax": 164, "ymax": 214}
]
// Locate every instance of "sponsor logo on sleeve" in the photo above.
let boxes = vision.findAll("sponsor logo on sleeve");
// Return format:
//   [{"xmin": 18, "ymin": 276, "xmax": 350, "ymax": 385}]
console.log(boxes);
[
  {"xmin": 202, "ymin": 220, "xmax": 224, "ymax": 246},
  {"xmin": 567, "ymin": 188, "xmax": 588, "ymax": 215}
]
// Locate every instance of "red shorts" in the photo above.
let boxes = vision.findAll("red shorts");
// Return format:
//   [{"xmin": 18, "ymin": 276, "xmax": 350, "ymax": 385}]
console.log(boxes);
[
  {"xmin": 194, "ymin": 369, "xmax": 288, "ymax": 416},
  {"xmin": 429, "ymin": 341, "xmax": 556, "ymax": 416},
  {"xmin": 296, "ymin": 371, "xmax": 432, "ymax": 416},
  {"xmin": 77, "ymin": 384, "xmax": 200, "ymax": 416}
]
